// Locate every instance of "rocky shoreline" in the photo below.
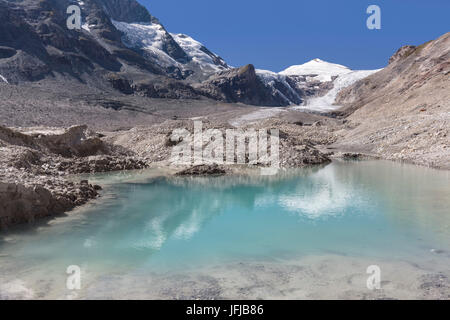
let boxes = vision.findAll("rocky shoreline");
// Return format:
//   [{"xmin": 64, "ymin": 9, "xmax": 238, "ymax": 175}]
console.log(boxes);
[
  {"xmin": 0, "ymin": 175, "xmax": 99, "ymax": 229},
  {"xmin": 0, "ymin": 117, "xmax": 339, "ymax": 230},
  {"xmin": 0, "ymin": 125, "xmax": 148, "ymax": 230}
]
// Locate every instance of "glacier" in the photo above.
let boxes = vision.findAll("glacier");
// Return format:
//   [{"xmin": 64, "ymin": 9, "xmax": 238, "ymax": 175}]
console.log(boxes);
[
  {"xmin": 255, "ymin": 59, "xmax": 382, "ymax": 111},
  {"xmin": 295, "ymin": 68, "xmax": 382, "ymax": 112}
]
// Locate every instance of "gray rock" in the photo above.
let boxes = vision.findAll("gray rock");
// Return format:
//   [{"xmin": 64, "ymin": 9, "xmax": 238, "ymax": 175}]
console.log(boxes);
[
  {"xmin": 197, "ymin": 64, "xmax": 289, "ymax": 106},
  {"xmin": 176, "ymin": 164, "xmax": 227, "ymax": 176}
]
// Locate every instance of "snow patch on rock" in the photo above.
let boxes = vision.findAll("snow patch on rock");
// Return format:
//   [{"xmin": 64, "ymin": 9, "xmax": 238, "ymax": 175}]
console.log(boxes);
[
  {"xmin": 81, "ymin": 23, "xmax": 91, "ymax": 32},
  {"xmin": 112, "ymin": 20, "xmax": 175, "ymax": 66},
  {"xmin": 256, "ymin": 69, "xmax": 303, "ymax": 105},
  {"xmin": 171, "ymin": 33, "xmax": 228, "ymax": 73}
]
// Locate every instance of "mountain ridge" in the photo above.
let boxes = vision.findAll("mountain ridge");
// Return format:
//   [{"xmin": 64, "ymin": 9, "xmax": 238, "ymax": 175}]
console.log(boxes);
[
  {"xmin": 4, "ymin": 0, "xmax": 447, "ymax": 114},
  {"xmin": 332, "ymin": 32, "xmax": 450, "ymax": 169}
]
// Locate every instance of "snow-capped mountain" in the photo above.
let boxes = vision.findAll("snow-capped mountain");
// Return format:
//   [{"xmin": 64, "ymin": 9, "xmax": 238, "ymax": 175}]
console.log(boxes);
[
  {"xmin": 110, "ymin": 12, "xmax": 379, "ymax": 109},
  {"xmin": 255, "ymin": 59, "xmax": 382, "ymax": 111},
  {"xmin": 280, "ymin": 58, "xmax": 352, "ymax": 82},
  {"xmin": 0, "ymin": 0, "xmax": 381, "ymax": 109},
  {"xmin": 112, "ymin": 20, "xmax": 229, "ymax": 80}
]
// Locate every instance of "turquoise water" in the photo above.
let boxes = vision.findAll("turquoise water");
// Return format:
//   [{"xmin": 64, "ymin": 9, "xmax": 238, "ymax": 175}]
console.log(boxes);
[{"xmin": 0, "ymin": 160, "xmax": 449, "ymax": 296}]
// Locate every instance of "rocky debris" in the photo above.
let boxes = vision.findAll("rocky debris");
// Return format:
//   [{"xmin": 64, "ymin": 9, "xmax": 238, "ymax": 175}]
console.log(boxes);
[
  {"xmin": 29, "ymin": 125, "xmax": 106, "ymax": 157},
  {"xmin": 0, "ymin": 124, "xmax": 107, "ymax": 157},
  {"xmin": 278, "ymin": 137, "xmax": 332, "ymax": 168},
  {"xmin": 56, "ymin": 155, "xmax": 147, "ymax": 174},
  {"xmin": 333, "ymin": 152, "xmax": 375, "ymax": 160},
  {"xmin": 0, "ymin": 125, "xmax": 150, "ymax": 174},
  {"xmin": 251, "ymin": 118, "xmax": 337, "ymax": 168},
  {"xmin": 105, "ymin": 118, "xmax": 335, "ymax": 170},
  {"xmin": 0, "ymin": 124, "xmax": 150, "ymax": 228},
  {"xmin": 419, "ymin": 273, "xmax": 450, "ymax": 300},
  {"xmin": 286, "ymin": 145, "xmax": 331, "ymax": 166},
  {"xmin": 0, "ymin": 126, "xmax": 35, "ymax": 148},
  {"xmin": 175, "ymin": 164, "xmax": 227, "ymax": 176},
  {"xmin": 12, "ymin": 149, "xmax": 42, "ymax": 170},
  {"xmin": 0, "ymin": 169, "xmax": 99, "ymax": 230}
]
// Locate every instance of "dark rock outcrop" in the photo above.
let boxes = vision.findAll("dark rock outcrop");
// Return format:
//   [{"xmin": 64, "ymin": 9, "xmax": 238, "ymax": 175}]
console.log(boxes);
[
  {"xmin": 176, "ymin": 164, "xmax": 227, "ymax": 176},
  {"xmin": 57, "ymin": 155, "xmax": 147, "ymax": 174},
  {"xmin": 197, "ymin": 65, "xmax": 289, "ymax": 106},
  {"xmin": 96, "ymin": 0, "xmax": 153, "ymax": 23}
]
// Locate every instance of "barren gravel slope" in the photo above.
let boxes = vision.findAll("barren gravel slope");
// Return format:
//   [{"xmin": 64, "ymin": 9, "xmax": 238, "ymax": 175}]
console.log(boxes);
[
  {"xmin": 0, "ymin": 80, "xmax": 257, "ymax": 131},
  {"xmin": 334, "ymin": 32, "xmax": 450, "ymax": 169}
]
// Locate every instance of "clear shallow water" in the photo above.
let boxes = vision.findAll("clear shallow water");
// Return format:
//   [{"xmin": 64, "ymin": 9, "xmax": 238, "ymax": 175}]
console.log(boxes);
[{"xmin": 1, "ymin": 160, "xmax": 449, "ymax": 298}]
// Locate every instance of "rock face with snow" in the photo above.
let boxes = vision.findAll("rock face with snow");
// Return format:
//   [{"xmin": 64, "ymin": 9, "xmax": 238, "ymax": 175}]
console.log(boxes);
[
  {"xmin": 0, "ymin": 0, "xmax": 226, "ymax": 80},
  {"xmin": 170, "ymin": 33, "xmax": 229, "ymax": 77},
  {"xmin": 255, "ymin": 69, "xmax": 304, "ymax": 105},
  {"xmin": 112, "ymin": 20, "xmax": 229, "ymax": 80}
]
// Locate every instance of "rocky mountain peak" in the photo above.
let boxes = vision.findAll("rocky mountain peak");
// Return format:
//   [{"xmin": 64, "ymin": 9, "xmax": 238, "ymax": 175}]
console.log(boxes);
[
  {"xmin": 388, "ymin": 45, "xmax": 416, "ymax": 65},
  {"xmin": 237, "ymin": 64, "xmax": 256, "ymax": 77},
  {"xmin": 95, "ymin": 0, "xmax": 153, "ymax": 23},
  {"xmin": 196, "ymin": 64, "xmax": 292, "ymax": 106}
]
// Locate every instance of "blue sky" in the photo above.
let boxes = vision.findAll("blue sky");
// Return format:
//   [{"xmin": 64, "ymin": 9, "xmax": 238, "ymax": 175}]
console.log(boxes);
[{"xmin": 140, "ymin": 0, "xmax": 450, "ymax": 71}]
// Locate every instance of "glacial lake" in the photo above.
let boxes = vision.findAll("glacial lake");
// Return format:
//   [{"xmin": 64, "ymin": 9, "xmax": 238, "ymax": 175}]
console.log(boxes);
[{"xmin": 1, "ymin": 160, "xmax": 449, "ymax": 299}]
